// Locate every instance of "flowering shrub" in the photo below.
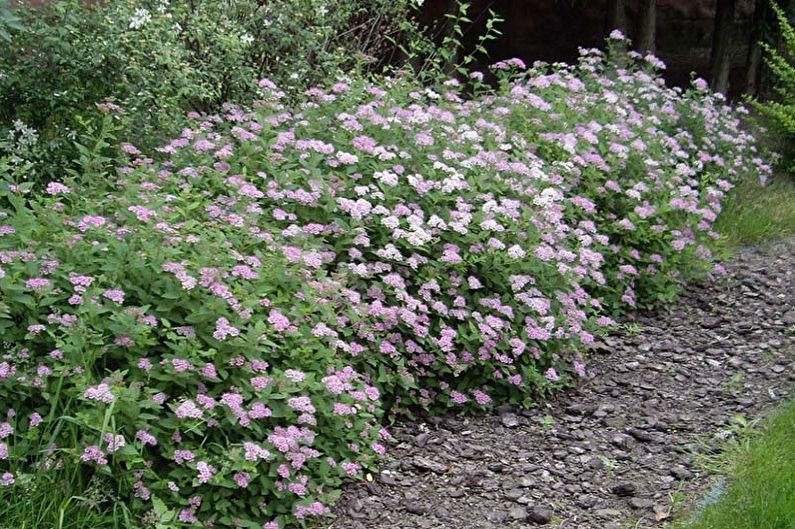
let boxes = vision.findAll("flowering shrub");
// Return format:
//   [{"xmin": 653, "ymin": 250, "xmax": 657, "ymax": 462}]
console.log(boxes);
[{"xmin": 0, "ymin": 36, "xmax": 771, "ymax": 527}]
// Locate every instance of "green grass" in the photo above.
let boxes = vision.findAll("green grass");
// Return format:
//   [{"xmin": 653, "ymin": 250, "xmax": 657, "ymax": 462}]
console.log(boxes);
[
  {"xmin": 714, "ymin": 172, "xmax": 795, "ymax": 251},
  {"xmin": 0, "ymin": 463, "xmax": 136, "ymax": 529},
  {"xmin": 678, "ymin": 398, "xmax": 795, "ymax": 529}
]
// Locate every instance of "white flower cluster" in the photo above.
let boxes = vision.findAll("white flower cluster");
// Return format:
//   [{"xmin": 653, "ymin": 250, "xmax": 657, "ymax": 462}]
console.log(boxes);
[
  {"xmin": 8, "ymin": 120, "xmax": 38, "ymax": 150},
  {"xmin": 129, "ymin": 8, "xmax": 152, "ymax": 30}
]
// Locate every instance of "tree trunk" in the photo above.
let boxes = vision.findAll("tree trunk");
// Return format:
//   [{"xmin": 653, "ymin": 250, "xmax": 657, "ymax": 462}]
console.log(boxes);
[
  {"xmin": 606, "ymin": 0, "xmax": 627, "ymax": 34},
  {"xmin": 636, "ymin": 0, "xmax": 656, "ymax": 53},
  {"xmin": 745, "ymin": 0, "xmax": 767, "ymax": 97},
  {"xmin": 710, "ymin": 0, "xmax": 736, "ymax": 96}
]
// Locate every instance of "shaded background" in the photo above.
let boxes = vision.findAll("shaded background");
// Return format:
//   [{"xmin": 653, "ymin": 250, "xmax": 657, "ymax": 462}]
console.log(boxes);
[{"xmin": 418, "ymin": 0, "xmax": 759, "ymax": 97}]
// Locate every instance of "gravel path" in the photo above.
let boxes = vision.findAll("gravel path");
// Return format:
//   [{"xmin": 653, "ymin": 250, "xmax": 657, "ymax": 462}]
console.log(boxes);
[{"xmin": 331, "ymin": 238, "xmax": 795, "ymax": 529}]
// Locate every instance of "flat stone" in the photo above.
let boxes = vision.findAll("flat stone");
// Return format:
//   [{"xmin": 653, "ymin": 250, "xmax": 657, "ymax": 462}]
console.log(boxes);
[
  {"xmin": 595, "ymin": 508, "xmax": 624, "ymax": 518},
  {"xmin": 611, "ymin": 482, "xmax": 637, "ymax": 497},
  {"xmin": 670, "ymin": 466, "xmax": 694, "ymax": 480},
  {"xmin": 405, "ymin": 503, "xmax": 426, "ymax": 515},
  {"xmin": 412, "ymin": 457, "xmax": 447, "ymax": 474},
  {"xmin": 502, "ymin": 413, "xmax": 521, "ymax": 428},
  {"xmin": 528, "ymin": 506, "xmax": 554, "ymax": 524},
  {"xmin": 629, "ymin": 497, "xmax": 654, "ymax": 509},
  {"xmin": 509, "ymin": 507, "xmax": 529, "ymax": 521}
]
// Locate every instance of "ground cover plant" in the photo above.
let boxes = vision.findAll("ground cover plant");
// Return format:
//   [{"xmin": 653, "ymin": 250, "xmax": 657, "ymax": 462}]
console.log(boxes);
[{"xmin": 0, "ymin": 33, "xmax": 773, "ymax": 528}]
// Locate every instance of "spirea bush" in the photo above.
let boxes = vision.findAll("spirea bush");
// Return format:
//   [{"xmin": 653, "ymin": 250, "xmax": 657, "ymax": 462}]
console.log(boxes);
[{"xmin": 0, "ymin": 36, "xmax": 771, "ymax": 527}]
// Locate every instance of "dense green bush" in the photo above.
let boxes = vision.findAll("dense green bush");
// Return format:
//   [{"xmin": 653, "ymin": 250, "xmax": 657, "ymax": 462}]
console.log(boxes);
[{"xmin": 0, "ymin": 0, "xmax": 425, "ymax": 181}]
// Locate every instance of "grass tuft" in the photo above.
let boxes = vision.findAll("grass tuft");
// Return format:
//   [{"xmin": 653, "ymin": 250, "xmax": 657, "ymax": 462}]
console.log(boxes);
[{"xmin": 0, "ymin": 464, "xmax": 135, "ymax": 529}]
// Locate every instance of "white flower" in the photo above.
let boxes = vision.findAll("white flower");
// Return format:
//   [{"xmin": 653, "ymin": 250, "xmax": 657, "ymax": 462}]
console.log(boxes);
[
  {"xmin": 381, "ymin": 216, "xmax": 400, "ymax": 230},
  {"xmin": 10, "ymin": 120, "xmax": 38, "ymax": 148},
  {"xmin": 129, "ymin": 8, "xmax": 152, "ymax": 30},
  {"xmin": 507, "ymin": 245, "xmax": 526, "ymax": 259},
  {"xmin": 240, "ymin": 33, "xmax": 254, "ymax": 45},
  {"xmin": 374, "ymin": 170, "xmax": 398, "ymax": 186}
]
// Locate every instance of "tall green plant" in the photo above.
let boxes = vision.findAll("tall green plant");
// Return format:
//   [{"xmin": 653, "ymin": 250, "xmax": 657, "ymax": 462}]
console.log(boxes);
[
  {"xmin": 752, "ymin": 1, "xmax": 795, "ymax": 166},
  {"xmin": 393, "ymin": 1, "xmax": 504, "ymax": 83}
]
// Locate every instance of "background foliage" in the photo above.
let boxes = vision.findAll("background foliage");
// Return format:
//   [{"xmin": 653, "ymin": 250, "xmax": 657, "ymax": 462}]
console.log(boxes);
[{"xmin": 0, "ymin": 0, "xmax": 428, "ymax": 180}]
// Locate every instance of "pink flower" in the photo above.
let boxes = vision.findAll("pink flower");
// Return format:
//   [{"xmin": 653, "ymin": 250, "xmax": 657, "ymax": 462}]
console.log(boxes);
[
  {"xmin": 196, "ymin": 461, "xmax": 216, "ymax": 483},
  {"xmin": 29, "ymin": 412, "xmax": 43, "ymax": 427},
  {"xmin": 574, "ymin": 362, "xmax": 587, "ymax": 377},
  {"xmin": 0, "ymin": 423, "xmax": 11, "ymax": 439},
  {"xmin": 84, "ymin": 383, "xmax": 115, "ymax": 403},
  {"xmin": 26, "ymin": 278, "xmax": 51, "ymax": 291},
  {"xmin": 133, "ymin": 481, "xmax": 150, "ymax": 500},
  {"xmin": 27, "ymin": 324, "xmax": 45, "ymax": 334},
  {"xmin": 136, "ymin": 430, "xmax": 157, "ymax": 446},
  {"xmin": 333, "ymin": 403, "xmax": 353, "ymax": 415},
  {"xmin": 175, "ymin": 399, "xmax": 203, "ymax": 419},
  {"xmin": 213, "ymin": 317, "xmax": 240, "ymax": 340},
  {"xmin": 102, "ymin": 289, "xmax": 125, "ymax": 304},
  {"xmin": 103, "ymin": 433, "xmax": 126, "ymax": 452},
  {"xmin": 173, "ymin": 449, "xmax": 195, "ymax": 465},
  {"xmin": 80, "ymin": 445, "xmax": 108, "ymax": 465},
  {"xmin": 121, "ymin": 143, "xmax": 141, "ymax": 155},
  {"xmin": 267, "ymin": 309, "xmax": 291, "ymax": 331},
  {"xmin": 287, "ymin": 396, "xmax": 315, "ymax": 414},
  {"xmin": 284, "ymin": 369, "xmax": 306, "ymax": 382},
  {"xmin": 46, "ymin": 182, "xmax": 71, "ymax": 194},
  {"xmin": 128, "ymin": 205, "xmax": 157, "ymax": 222},
  {"xmin": 171, "ymin": 358, "xmax": 193, "ymax": 372},
  {"xmin": 450, "ymin": 390, "xmax": 468, "ymax": 404},
  {"xmin": 234, "ymin": 472, "xmax": 250, "ymax": 488},
  {"xmin": 294, "ymin": 501, "xmax": 326, "ymax": 519},
  {"xmin": 243, "ymin": 442, "xmax": 269, "ymax": 461},
  {"xmin": 249, "ymin": 402, "xmax": 272, "ymax": 419}
]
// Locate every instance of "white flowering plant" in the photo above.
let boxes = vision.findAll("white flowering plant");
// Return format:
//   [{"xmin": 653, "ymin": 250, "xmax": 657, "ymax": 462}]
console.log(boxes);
[{"xmin": 0, "ymin": 0, "xmax": 427, "ymax": 182}]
